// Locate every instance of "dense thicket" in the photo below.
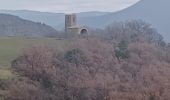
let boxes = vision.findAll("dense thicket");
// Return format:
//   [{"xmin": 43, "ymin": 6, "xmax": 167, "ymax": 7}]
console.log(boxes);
[{"xmin": 1, "ymin": 20, "xmax": 170, "ymax": 100}]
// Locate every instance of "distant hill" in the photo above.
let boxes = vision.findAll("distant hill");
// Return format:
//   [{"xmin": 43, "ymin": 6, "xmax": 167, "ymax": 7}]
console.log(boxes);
[
  {"xmin": 0, "ymin": 10, "xmax": 65, "ymax": 30},
  {"xmin": 1, "ymin": 0, "xmax": 169, "ymax": 41},
  {"xmin": 0, "ymin": 10, "xmax": 110, "ymax": 30},
  {"xmin": 80, "ymin": 0, "xmax": 170, "ymax": 41},
  {"xmin": 0, "ymin": 14, "xmax": 57, "ymax": 37}
]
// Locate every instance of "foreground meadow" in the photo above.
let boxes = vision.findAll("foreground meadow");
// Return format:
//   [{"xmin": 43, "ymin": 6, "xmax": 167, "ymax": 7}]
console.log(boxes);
[{"xmin": 0, "ymin": 37, "xmax": 65, "ymax": 79}]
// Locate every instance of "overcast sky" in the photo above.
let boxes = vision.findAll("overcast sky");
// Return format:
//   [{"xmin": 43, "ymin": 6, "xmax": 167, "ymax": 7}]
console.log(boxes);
[{"xmin": 0, "ymin": 0, "xmax": 140, "ymax": 13}]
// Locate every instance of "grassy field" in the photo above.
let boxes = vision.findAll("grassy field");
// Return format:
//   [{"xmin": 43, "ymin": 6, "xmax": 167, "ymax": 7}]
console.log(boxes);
[{"xmin": 0, "ymin": 37, "xmax": 66, "ymax": 79}]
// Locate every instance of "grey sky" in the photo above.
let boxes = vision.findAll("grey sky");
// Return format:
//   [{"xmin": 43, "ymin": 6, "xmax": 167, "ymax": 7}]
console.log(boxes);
[{"xmin": 0, "ymin": 0, "xmax": 140, "ymax": 13}]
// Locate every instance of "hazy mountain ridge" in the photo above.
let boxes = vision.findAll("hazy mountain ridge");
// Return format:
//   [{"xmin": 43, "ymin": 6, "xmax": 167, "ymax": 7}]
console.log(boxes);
[
  {"xmin": 0, "ymin": 10, "xmax": 65, "ymax": 29},
  {"xmin": 0, "ymin": 10, "xmax": 110, "ymax": 30},
  {"xmin": 0, "ymin": 14, "xmax": 58, "ymax": 37},
  {"xmin": 82, "ymin": 0, "xmax": 170, "ymax": 41},
  {"xmin": 0, "ymin": 0, "xmax": 169, "ymax": 41}
]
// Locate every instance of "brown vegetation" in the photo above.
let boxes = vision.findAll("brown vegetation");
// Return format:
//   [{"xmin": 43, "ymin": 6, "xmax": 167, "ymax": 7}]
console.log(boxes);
[{"xmin": 1, "ymin": 20, "xmax": 170, "ymax": 100}]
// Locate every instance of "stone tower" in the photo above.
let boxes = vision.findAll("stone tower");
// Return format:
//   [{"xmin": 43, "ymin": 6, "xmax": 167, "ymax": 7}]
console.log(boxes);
[
  {"xmin": 65, "ymin": 14, "xmax": 88, "ymax": 37},
  {"xmin": 65, "ymin": 14, "xmax": 77, "ymax": 33}
]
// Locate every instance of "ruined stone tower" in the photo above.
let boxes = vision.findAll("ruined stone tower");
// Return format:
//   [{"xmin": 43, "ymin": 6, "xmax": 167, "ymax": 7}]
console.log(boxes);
[
  {"xmin": 65, "ymin": 14, "xmax": 88, "ymax": 37},
  {"xmin": 65, "ymin": 14, "xmax": 77, "ymax": 33}
]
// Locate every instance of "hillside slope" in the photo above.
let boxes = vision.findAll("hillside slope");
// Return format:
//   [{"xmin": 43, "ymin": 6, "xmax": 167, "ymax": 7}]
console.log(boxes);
[
  {"xmin": 82, "ymin": 0, "xmax": 170, "ymax": 41},
  {"xmin": 0, "ymin": 14, "xmax": 57, "ymax": 37}
]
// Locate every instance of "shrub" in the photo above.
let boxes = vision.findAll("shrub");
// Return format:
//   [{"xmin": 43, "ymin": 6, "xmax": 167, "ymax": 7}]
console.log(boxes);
[
  {"xmin": 115, "ymin": 40, "xmax": 129, "ymax": 60},
  {"xmin": 64, "ymin": 48, "xmax": 86, "ymax": 65}
]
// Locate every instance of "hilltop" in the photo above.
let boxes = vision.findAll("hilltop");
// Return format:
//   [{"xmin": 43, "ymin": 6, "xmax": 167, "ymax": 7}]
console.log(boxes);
[{"xmin": 0, "ymin": 14, "xmax": 58, "ymax": 37}]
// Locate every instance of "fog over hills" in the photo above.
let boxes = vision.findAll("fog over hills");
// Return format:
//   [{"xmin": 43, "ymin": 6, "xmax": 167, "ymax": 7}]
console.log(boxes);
[
  {"xmin": 0, "ymin": 14, "xmax": 57, "ymax": 37},
  {"xmin": 0, "ymin": 0, "xmax": 169, "ymax": 41}
]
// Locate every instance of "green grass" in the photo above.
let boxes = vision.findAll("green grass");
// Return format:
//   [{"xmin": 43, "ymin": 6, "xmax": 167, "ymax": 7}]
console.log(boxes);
[
  {"xmin": 0, "ymin": 37, "xmax": 66, "ymax": 79},
  {"xmin": 0, "ymin": 69, "xmax": 12, "ymax": 79}
]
